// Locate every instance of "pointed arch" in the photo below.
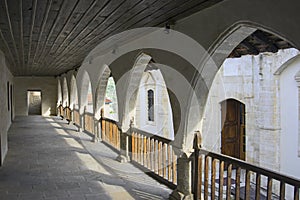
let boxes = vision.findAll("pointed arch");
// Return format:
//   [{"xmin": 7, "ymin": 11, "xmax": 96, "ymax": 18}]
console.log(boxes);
[
  {"xmin": 62, "ymin": 77, "xmax": 69, "ymax": 107},
  {"xmin": 57, "ymin": 79, "xmax": 62, "ymax": 106},
  {"xmin": 80, "ymin": 71, "xmax": 93, "ymax": 114},
  {"xmin": 70, "ymin": 75, "xmax": 78, "ymax": 110},
  {"xmin": 95, "ymin": 65, "xmax": 111, "ymax": 119}
]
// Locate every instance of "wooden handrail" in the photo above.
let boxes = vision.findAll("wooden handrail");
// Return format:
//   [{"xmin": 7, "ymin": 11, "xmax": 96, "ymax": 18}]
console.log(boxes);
[
  {"xmin": 130, "ymin": 127, "xmax": 177, "ymax": 187},
  {"xmin": 100, "ymin": 117, "xmax": 121, "ymax": 150},
  {"xmin": 130, "ymin": 127, "xmax": 172, "ymax": 144},
  {"xmin": 198, "ymin": 149, "xmax": 300, "ymax": 187},
  {"xmin": 193, "ymin": 134, "xmax": 300, "ymax": 200}
]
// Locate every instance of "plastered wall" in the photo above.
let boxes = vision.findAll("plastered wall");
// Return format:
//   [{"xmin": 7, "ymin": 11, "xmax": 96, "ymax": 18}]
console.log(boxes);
[
  {"xmin": 0, "ymin": 50, "xmax": 14, "ymax": 165},
  {"xmin": 14, "ymin": 77, "xmax": 57, "ymax": 116}
]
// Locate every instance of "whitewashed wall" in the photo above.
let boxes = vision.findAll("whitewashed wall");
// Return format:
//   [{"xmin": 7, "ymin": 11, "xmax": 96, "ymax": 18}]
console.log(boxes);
[{"xmin": 0, "ymin": 50, "xmax": 14, "ymax": 165}]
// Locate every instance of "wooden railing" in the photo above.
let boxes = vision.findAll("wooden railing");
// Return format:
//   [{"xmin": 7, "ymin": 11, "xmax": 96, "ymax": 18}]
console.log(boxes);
[
  {"xmin": 57, "ymin": 104, "xmax": 63, "ymax": 117},
  {"xmin": 84, "ymin": 112, "xmax": 94, "ymax": 134},
  {"xmin": 131, "ymin": 127, "xmax": 177, "ymax": 187},
  {"xmin": 73, "ymin": 109, "xmax": 80, "ymax": 126},
  {"xmin": 193, "ymin": 136, "xmax": 300, "ymax": 200},
  {"xmin": 101, "ymin": 117, "xmax": 120, "ymax": 150},
  {"xmin": 63, "ymin": 106, "xmax": 71, "ymax": 122}
]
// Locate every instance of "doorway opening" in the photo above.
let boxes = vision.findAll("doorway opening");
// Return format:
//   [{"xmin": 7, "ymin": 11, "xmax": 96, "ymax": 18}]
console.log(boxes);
[
  {"xmin": 221, "ymin": 99, "xmax": 246, "ymax": 160},
  {"xmin": 28, "ymin": 91, "xmax": 42, "ymax": 115}
]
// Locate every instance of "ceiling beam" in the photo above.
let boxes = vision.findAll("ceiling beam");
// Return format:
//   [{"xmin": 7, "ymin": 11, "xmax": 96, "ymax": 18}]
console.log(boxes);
[
  {"xmin": 27, "ymin": 0, "xmax": 37, "ymax": 70},
  {"xmin": 252, "ymin": 31, "xmax": 278, "ymax": 53},
  {"xmin": 35, "ymin": 0, "xmax": 67, "ymax": 67},
  {"xmin": 240, "ymin": 40, "xmax": 259, "ymax": 55},
  {"xmin": 31, "ymin": 0, "xmax": 53, "ymax": 67},
  {"xmin": 4, "ymin": 0, "xmax": 21, "ymax": 69}
]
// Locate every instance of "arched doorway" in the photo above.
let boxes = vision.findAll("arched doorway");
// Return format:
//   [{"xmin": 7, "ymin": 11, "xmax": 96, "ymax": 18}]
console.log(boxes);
[{"xmin": 221, "ymin": 99, "xmax": 245, "ymax": 160}]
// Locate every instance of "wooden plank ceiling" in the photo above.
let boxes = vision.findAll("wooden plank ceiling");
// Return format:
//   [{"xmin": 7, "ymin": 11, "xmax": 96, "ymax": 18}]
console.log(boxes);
[
  {"xmin": 0, "ymin": 0, "xmax": 224, "ymax": 76},
  {"xmin": 0, "ymin": 0, "xmax": 293, "ymax": 76}
]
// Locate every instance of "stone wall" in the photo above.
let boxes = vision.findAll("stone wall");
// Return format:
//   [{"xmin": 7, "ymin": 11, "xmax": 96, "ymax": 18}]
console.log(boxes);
[{"xmin": 201, "ymin": 48, "xmax": 299, "ymax": 175}]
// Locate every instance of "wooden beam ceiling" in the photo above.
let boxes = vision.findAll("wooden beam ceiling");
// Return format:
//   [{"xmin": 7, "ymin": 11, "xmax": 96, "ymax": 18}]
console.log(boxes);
[{"xmin": 0, "ymin": 0, "xmax": 224, "ymax": 76}]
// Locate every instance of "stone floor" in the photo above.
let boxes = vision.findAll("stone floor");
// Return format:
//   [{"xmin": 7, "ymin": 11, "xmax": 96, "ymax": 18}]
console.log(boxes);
[{"xmin": 0, "ymin": 116, "xmax": 172, "ymax": 200}]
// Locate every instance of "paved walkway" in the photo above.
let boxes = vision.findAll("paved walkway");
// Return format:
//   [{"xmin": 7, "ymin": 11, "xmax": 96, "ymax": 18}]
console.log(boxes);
[{"xmin": 0, "ymin": 116, "xmax": 172, "ymax": 200}]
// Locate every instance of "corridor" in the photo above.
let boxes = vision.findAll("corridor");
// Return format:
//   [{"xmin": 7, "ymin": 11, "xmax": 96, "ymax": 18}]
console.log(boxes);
[{"xmin": 0, "ymin": 116, "xmax": 172, "ymax": 200}]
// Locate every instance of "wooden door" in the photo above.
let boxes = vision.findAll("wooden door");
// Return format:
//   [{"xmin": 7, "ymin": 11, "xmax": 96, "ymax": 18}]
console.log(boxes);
[{"xmin": 221, "ymin": 99, "xmax": 245, "ymax": 160}]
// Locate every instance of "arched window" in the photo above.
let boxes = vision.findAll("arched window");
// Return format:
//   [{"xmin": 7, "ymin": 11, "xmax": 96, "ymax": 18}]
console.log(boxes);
[{"xmin": 148, "ymin": 89, "xmax": 154, "ymax": 121}]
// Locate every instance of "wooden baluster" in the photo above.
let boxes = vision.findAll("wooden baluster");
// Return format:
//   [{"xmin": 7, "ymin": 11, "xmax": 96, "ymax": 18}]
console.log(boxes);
[
  {"xmin": 211, "ymin": 158, "xmax": 216, "ymax": 200},
  {"xmin": 117, "ymin": 126, "xmax": 121, "ymax": 150},
  {"xmin": 267, "ymin": 177, "xmax": 273, "ymax": 200},
  {"xmin": 134, "ymin": 133, "xmax": 138, "ymax": 161},
  {"xmin": 154, "ymin": 140, "xmax": 158, "ymax": 174},
  {"xmin": 106, "ymin": 121, "xmax": 109, "ymax": 142},
  {"xmin": 294, "ymin": 186, "xmax": 299, "ymax": 200},
  {"xmin": 172, "ymin": 151, "xmax": 177, "ymax": 184},
  {"xmin": 280, "ymin": 181, "xmax": 285, "ymax": 200},
  {"xmin": 109, "ymin": 121, "xmax": 113, "ymax": 145},
  {"xmin": 114, "ymin": 124, "xmax": 118, "ymax": 148},
  {"xmin": 143, "ymin": 136, "xmax": 147, "ymax": 167},
  {"xmin": 158, "ymin": 141, "xmax": 162, "ymax": 176},
  {"xmin": 245, "ymin": 170, "xmax": 251, "ymax": 200},
  {"xmin": 198, "ymin": 154, "xmax": 203, "ymax": 200},
  {"xmin": 101, "ymin": 119, "xmax": 104, "ymax": 140},
  {"xmin": 140, "ymin": 135, "xmax": 143, "ymax": 165},
  {"xmin": 235, "ymin": 167, "xmax": 241, "ymax": 200},
  {"xmin": 226, "ymin": 164, "xmax": 232, "ymax": 200},
  {"xmin": 219, "ymin": 160, "xmax": 224, "ymax": 200},
  {"xmin": 163, "ymin": 143, "xmax": 167, "ymax": 179},
  {"xmin": 137, "ymin": 134, "xmax": 141, "ymax": 164},
  {"xmin": 132, "ymin": 133, "xmax": 135, "ymax": 161},
  {"xmin": 168, "ymin": 145, "xmax": 171, "ymax": 182},
  {"xmin": 147, "ymin": 137, "xmax": 151, "ymax": 169},
  {"xmin": 256, "ymin": 173, "xmax": 261, "ymax": 200},
  {"xmin": 150, "ymin": 139, "xmax": 154, "ymax": 171},
  {"xmin": 204, "ymin": 156, "xmax": 209, "ymax": 200}
]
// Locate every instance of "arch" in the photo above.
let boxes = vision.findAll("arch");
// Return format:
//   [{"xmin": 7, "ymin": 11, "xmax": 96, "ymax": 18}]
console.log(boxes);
[
  {"xmin": 57, "ymin": 79, "xmax": 62, "ymax": 106},
  {"xmin": 94, "ymin": 65, "xmax": 111, "ymax": 119},
  {"xmin": 80, "ymin": 71, "xmax": 93, "ymax": 114},
  {"xmin": 78, "ymin": 28, "xmax": 209, "ymax": 152},
  {"xmin": 186, "ymin": 22, "xmax": 300, "ymax": 153},
  {"xmin": 69, "ymin": 75, "xmax": 79, "ymax": 110},
  {"xmin": 103, "ymin": 76, "xmax": 118, "ymax": 121},
  {"xmin": 62, "ymin": 77, "xmax": 69, "ymax": 107}
]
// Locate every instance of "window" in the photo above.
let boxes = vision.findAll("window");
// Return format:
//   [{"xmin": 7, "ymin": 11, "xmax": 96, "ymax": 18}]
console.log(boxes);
[{"xmin": 148, "ymin": 89, "xmax": 154, "ymax": 121}]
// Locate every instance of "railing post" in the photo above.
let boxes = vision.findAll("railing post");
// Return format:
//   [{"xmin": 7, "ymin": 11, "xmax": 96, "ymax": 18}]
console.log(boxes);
[
  {"xmin": 116, "ymin": 117, "xmax": 132, "ymax": 163},
  {"xmin": 170, "ymin": 149, "xmax": 194, "ymax": 200}
]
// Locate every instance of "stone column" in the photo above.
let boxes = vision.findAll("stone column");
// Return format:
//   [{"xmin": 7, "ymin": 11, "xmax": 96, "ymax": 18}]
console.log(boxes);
[
  {"xmin": 170, "ymin": 150, "xmax": 194, "ymax": 200},
  {"xmin": 116, "ymin": 118, "xmax": 133, "ymax": 163},
  {"xmin": 93, "ymin": 110, "xmax": 102, "ymax": 143},
  {"xmin": 79, "ymin": 106, "xmax": 85, "ymax": 132}
]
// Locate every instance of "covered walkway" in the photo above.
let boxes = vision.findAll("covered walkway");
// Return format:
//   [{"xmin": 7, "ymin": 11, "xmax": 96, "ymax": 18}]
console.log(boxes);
[{"xmin": 0, "ymin": 116, "xmax": 172, "ymax": 200}]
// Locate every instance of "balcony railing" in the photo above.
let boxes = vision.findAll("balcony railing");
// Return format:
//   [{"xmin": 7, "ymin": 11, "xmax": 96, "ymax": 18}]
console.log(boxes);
[
  {"xmin": 100, "ymin": 117, "xmax": 120, "ymax": 151},
  {"xmin": 73, "ymin": 109, "xmax": 80, "ymax": 126},
  {"xmin": 193, "ymin": 134, "xmax": 300, "ymax": 200},
  {"xmin": 130, "ymin": 127, "xmax": 177, "ymax": 187},
  {"xmin": 63, "ymin": 106, "xmax": 71, "ymax": 122},
  {"xmin": 84, "ymin": 112, "xmax": 94, "ymax": 134}
]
